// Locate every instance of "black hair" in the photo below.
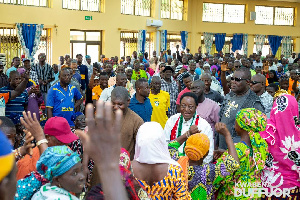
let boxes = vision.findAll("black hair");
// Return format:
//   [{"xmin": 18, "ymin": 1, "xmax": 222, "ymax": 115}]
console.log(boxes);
[
  {"xmin": 182, "ymin": 73, "xmax": 191, "ymax": 79},
  {"xmin": 267, "ymin": 83, "xmax": 279, "ymax": 91},
  {"xmin": 235, "ymin": 67, "xmax": 251, "ymax": 80},
  {"xmin": 9, "ymin": 70, "xmax": 20, "ymax": 79},
  {"xmin": 135, "ymin": 78, "xmax": 148, "ymax": 89},
  {"xmin": 180, "ymin": 92, "xmax": 198, "ymax": 105},
  {"xmin": 12, "ymin": 57, "xmax": 20, "ymax": 61},
  {"xmin": 99, "ymin": 72, "xmax": 108, "ymax": 76},
  {"xmin": 111, "ymin": 86, "xmax": 130, "ymax": 102},
  {"xmin": 76, "ymin": 54, "xmax": 83, "ymax": 58},
  {"xmin": 0, "ymin": 116, "xmax": 16, "ymax": 132}
]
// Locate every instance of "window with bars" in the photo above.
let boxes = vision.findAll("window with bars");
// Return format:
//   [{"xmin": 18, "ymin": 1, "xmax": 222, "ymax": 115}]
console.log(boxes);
[
  {"xmin": 255, "ymin": 6, "xmax": 294, "ymax": 26},
  {"xmin": 120, "ymin": 31, "xmax": 153, "ymax": 57},
  {"xmin": 0, "ymin": 27, "xmax": 52, "ymax": 68},
  {"xmin": 253, "ymin": 37, "xmax": 294, "ymax": 56},
  {"xmin": 62, "ymin": 0, "xmax": 101, "ymax": 12},
  {"xmin": 0, "ymin": 0, "xmax": 48, "ymax": 6},
  {"xmin": 121, "ymin": 0, "xmax": 151, "ymax": 16},
  {"xmin": 70, "ymin": 30, "xmax": 102, "ymax": 63},
  {"xmin": 161, "ymin": 0, "xmax": 185, "ymax": 20},
  {"xmin": 202, "ymin": 3, "xmax": 245, "ymax": 23},
  {"xmin": 200, "ymin": 36, "xmax": 233, "ymax": 54}
]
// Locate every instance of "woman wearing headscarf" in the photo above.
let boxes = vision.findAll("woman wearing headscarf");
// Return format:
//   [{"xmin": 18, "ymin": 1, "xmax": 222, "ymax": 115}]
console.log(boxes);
[
  {"xmin": 260, "ymin": 94, "xmax": 300, "ymax": 199},
  {"xmin": 215, "ymin": 108, "xmax": 269, "ymax": 200},
  {"xmin": 267, "ymin": 70, "xmax": 279, "ymax": 85},
  {"xmin": 16, "ymin": 146, "xmax": 85, "ymax": 200},
  {"xmin": 132, "ymin": 122, "xmax": 192, "ymax": 199},
  {"xmin": 168, "ymin": 130, "xmax": 240, "ymax": 200}
]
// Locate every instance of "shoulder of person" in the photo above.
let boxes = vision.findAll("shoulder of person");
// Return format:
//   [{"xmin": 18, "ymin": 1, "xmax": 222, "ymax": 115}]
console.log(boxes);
[{"xmin": 127, "ymin": 109, "xmax": 144, "ymax": 124}]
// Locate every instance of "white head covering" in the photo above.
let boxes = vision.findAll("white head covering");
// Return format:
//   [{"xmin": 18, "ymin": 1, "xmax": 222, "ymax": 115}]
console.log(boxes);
[{"xmin": 134, "ymin": 122, "xmax": 180, "ymax": 166}]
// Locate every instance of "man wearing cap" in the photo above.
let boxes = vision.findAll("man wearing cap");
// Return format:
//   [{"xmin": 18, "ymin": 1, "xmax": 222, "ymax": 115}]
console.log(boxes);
[
  {"xmin": 16, "ymin": 116, "xmax": 80, "ymax": 180},
  {"xmin": 161, "ymin": 65, "xmax": 178, "ymax": 117},
  {"xmin": 0, "ymin": 61, "xmax": 8, "ymax": 88},
  {"xmin": 23, "ymin": 58, "xmax": 38, "ymax": 85},
  {"xmin": 47, "ymin": 68, "xmax": 83, "ymax": 127}
]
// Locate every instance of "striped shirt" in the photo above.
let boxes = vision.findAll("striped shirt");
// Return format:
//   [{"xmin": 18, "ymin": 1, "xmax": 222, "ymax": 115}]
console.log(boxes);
[
  {"xmin": 161, "ymin": 78, "xmax": 179, "ymax": 117},
  {"xmin": 0, "ymin": 85, "xmax": 28, "ymax": 118},
  {"xmin": 31, "ymin": 63, "xmax": 54, "ymax": 93}
]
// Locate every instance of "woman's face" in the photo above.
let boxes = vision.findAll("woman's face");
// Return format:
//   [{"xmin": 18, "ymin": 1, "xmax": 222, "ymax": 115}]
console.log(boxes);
[
  {"xmin": 212, "ymin": 68, "xmax": 217, "ymax": 75},
  {"xmin": 57, "ymin": 162, "xmax": 86, "ymax": 194},
  {"xmin": 269, "ymin": 72, "xmax": 274, "ymax": 78}
]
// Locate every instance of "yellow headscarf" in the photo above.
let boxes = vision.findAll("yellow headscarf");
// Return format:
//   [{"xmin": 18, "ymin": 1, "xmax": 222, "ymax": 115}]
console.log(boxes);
[{"xmin": 184, "ymin": 133, "xmax": 210, "ymax": 161}]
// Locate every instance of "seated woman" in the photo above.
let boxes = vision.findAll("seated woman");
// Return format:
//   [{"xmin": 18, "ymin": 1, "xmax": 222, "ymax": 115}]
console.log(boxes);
[
  {"xmin": 168, "ymin": 127, "xmax": 240, "ymax": 200},
  {"xmin": 16, "ymin": 146, "xmax": 85, "ymax": 200},
  {"xmin": 132, "ymin": 122, "xmax": 192, "ymax": 199},
  {"xmin": 215, "ymin": 108, "xmax": 268, "ymax": 200}
]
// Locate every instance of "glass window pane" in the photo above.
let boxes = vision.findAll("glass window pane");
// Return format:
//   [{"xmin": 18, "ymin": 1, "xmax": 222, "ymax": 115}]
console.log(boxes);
[
  {"xmin": 135, "ymin": 0, "xmax": 151, "ymax": 16},
  {"xmin": 62, "ymin": 0, "xmax": 80, "ymax": 10},
  {"xmin": 275, "ymin": 7, "xmax": 294, "ymax": 26},
  {"xmin": 1, "ymin": 0, "xmax": 47, "ymax": 6},
  {"xmin": 86, "ymin": 32, "xmax": 101, "ymax": 41},
  {"xmin": 224, "ymin": 4, "xmax": 245, "ymax": 23},
  {"xmin": 255, "ymin": 6, "xmax": 274, "ymax": 25},
  {"xmin": 73, "ymin": 43, "xmax": 86, "ymax": 58},
  {"xmin": 70, "ymin": 31, "xmax": 85, "ymax": 41},
  {"xmin": 171, "ymin": 0, "xmax": 183, "ymax": 20},
  {"xmin": 87, "ymin": 45, "xmax": 99, "ymax": 63},
  {"xmin": 81, "ymin": 0, "xmax": 100, "ymax": 11},
  {"xmin": 161, "ymin": 0, "xmax": 170, "ymax": 19},
  {"xmin": 203, "ymin": 3, "xmax": 223, "ymax": 22},
  {"xmin": 121, "ymin": 0, "xmax": 134, "ymax": 15}
]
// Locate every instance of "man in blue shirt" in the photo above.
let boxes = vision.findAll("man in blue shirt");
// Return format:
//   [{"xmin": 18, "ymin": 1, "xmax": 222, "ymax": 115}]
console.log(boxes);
[
  {"xmin": 6, "ymin": 57, "xmax": 20, "ymax": 76},
  {"xmin": 76, "ymin": 54, "xmax": 89, "ymax": 92},
  {"xmin": 129, "ymin": 78, "xmax": 152, "ymax": 122},
  {"xmin": 46, "ymin": 67, "xmax": 83, "ymax": 127}
]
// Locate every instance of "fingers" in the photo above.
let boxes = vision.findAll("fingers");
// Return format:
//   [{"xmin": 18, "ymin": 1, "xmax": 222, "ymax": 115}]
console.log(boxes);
[
  {"xmin": 95, "ymin": 100, "xmax": 105, "ymax": 128},
  {"xmin": 32, "ymin": 113, "xmax": 38, "ymax": 122},
  {"xmin": 86, "ymin": 103, "xmax": 96, "ymax": 131},
  {"xmin": 113, "ymin": 109, "xmax": 123, "ymax": 137},
  {"xmin": 104, "ymin": 102, "xmax": 113, "ymax": 130},
  {"xmin": 76, "ymin": 130, "xmax": 88, "ymax": 146}
]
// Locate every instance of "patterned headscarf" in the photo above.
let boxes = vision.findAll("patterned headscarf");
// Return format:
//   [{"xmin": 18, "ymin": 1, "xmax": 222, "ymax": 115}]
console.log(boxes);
[
  {"xmin": 0, "ymin": 131, "xmax": 14, "ymax": 182},
  {"xmin": 236, "ymin": 108, "xmax": 268, "ymax": 170},
  {"xmin": 185, "ymin": 133, "xmax": 210, "ymax": 161}
]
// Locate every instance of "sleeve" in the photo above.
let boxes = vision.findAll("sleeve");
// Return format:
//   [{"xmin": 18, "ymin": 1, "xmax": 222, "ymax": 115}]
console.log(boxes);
[
  {"xmin": 212, "ymin": 104, "xmax": 220, "ymax": 124},
  {"xmin": 201, "ymin": 121, "xmax": 214, "ymax": 164},
  {"xmin": 74, "ymin": 87, "xmax": 83, "ymax": 100},
  {"xmin": 168, "ymin": 141, "xmax": 181, "ymax": 161},
  {"xmin": 92, "ymin": 86, "xmax": 99, "ymax": 100},
  {"xmin": 46, "ymin": 88, "xmax": 55, "ymax": 108},
  {"xmin": 173, "ymin": 166, "xmax": 192, "ymax": 200},
  {"xmin": 166, "ymin": 92, "xmax": 170, "ymax": 111},
  {"xmin": 254, "ymin": 100, "xmax": 266, "ymax": 114},
  {"xmin": 24, "ymin": 91, "xmax": 29, "ymax": 105},
  {"xmin": 48, "ymin": 66, "xmax": 54, "ymax": 80},
  {"xmin": 99, "ymin": 88, "xmax": 108, "ymax": 102},
  {"xmin": 176, "ymin": 92, "xmax": 181, "ymax": 105},
  {"xmin": 85, "ymin": 66, "xmax": 89, "ymax": 87},
  {"xmin": 163, "ymin": 117, "xmax": 173, "ymax": 141}
]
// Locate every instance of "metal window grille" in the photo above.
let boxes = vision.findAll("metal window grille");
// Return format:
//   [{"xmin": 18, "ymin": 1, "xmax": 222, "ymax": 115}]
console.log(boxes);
[
  {"xmin": 161, "ymin": 0, "xmax": 184, "ymax": 20},
  {"xmin": 0, "ymin": 0, "xmax": 48, "ymax": 6},
  {"xmin": 202, "ymin": 3, "xmax": 245, "ymax": 23},
  {"xmin": 121, "ymin": 0, "xmax": 151, "ymax": 17},
  {"xmin": 62, "ymin": 0, "xmax": 101, "ymax": 12},
  {"xmin": 120, "ymin": 31, "xmax": 154, "ymax": 57},
  {"xmin": 255, "ymin": 6, "xmax": 294, "ymax": 26},
  {"xmin": 0, "ymin": 27, "xmax": 52, "ymax": 68}
]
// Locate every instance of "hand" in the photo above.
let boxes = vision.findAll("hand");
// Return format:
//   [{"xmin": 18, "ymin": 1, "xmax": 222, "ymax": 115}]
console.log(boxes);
[
  {"xmin": 215, "ymin": 122, "xmax": 230, "ymax": 137},
  {"xmin": 19, "ymin": 130, "xmax": 34, "ymax": 156},
  {"xmin": 76, "ymin": 101, "xmax": 123, "ymax": 168},
  {"xmin": 23, "ymin": 70, "xmax": 30, "ymax": 80},
  {"xmin": 189, "ymin": 125, "xmax": 200, "ymax": 135},
  {"xmin": 20, "ymin": 111, "xmax": 45, "ymax": 141},
  {"xmin": 213, "ymin": 149, "xmax": 226, "ymax": 160},
  {"xmin": 221, "ymin": 61, "xmax": 228, "ymax": 72}
]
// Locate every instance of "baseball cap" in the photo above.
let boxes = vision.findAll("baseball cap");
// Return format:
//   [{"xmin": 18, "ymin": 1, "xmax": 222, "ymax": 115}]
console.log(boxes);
[
  {"xmin": 23, "ymin": 58, "xmax": 30, "ymax": 62},
  {"xmin": 44, "ymin": 117, "xmax": 79, "ymax": 144}
]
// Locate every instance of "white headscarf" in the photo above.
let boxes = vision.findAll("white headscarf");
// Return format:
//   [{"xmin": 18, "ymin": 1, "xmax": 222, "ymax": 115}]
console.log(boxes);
[{"xmin": 134, "ymin": 122, "xmax": 180, "ymax": 166}]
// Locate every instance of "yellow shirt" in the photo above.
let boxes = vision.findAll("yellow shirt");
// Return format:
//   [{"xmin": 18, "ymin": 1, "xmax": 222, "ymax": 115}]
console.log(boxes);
[
  {"xmin": 92, "ymin": 85, "xmax": 103, "ymax": 101},
  {"xmin": 149, "ymin": 90, "xmax": 170, "ymax": 128}
]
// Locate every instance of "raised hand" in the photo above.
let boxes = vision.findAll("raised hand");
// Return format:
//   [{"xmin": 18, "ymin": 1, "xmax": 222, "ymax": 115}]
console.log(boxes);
[
  {"xmin": 19, "ymin": 130, "xmax": 34, "ymax": 156},
  {"xmin": 215, "ymin": 122, "xmax": 230, "ymax": 137},
  {"xmin": 221, "ymin": 61, "xmax": 228, "ymax": 72}
]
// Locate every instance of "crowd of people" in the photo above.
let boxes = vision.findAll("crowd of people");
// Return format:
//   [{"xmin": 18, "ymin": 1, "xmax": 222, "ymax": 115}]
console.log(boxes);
[{"xmin": 0, "ymin": 48, "xmax": 300, "ymax": 200}]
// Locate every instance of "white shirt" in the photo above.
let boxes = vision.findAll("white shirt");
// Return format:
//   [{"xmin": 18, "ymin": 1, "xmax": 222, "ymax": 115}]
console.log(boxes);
[
  {"xmin": 164, "ymin": 113, "xmax": 214, "ymax": 163},
  {"xmin": 269, "ymin": 65, "xmax": 278, "ymax": 71},
  {"xmin": 259, "ymin": 91, "xmax": 273, "ymax": 118},
  {"xmin": 288, "ymin": 57, "xmax": 295, "ymax": 64},
  {"xmin": 99, "ymin": 86, "xmax": 115, "ymax": 102}
]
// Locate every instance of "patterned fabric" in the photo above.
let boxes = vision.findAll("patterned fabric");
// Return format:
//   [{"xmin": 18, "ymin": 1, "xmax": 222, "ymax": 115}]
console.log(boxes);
[
  {"xmin": 161, "ymin": 78, "xmax": 179, "ymax": 117},
  {"xmin": 242, "ymin": 34, "xmax": 248, "ymax": 55},
  {"xmin": 31, "ymin": 62, "xmax": 54, "ymax": 93},
  {"xmin": 235, "ymin": 108, "xmax": 268, "ymax": 171},
  {"xmin": 281, "ymin": 36, "xmax": 292, "ymax": 58},
  {"xmin": 204, "ymin": 32, "xmax": 214, "ymax": 54},
  {"xmin": 168, "ymin": 141, "xmax": 239, "ymax": 200},
  {"xmin": 137, "ymin": 164, "xmax": 192, "ymax": 199},
  {"xmin": 31, "ymin": 183, "xmax": 79, "ymax": 200},
  {"xmin": 259, "ymin": 91, "xmax": 273, "ymax": 117},
  {"xmin": 260, "ymin": 95, "xmax": 300, "ymax": 190},
  {"xmin": 137, "ymin": 30, "xmax": 146, "ymax": 53},
  {"xmin": 30, "ymin": 70, "xmax": 39, "ymax": 86},
  {"xmin": 255, "ymin": 35, "xmax": 266, "ymax": 53}
]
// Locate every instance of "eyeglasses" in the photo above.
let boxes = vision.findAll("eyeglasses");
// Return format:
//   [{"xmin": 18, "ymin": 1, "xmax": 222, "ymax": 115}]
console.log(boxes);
[
  {"xmin": 181, "ymin": 104, "xmax": 195, "ymax": 110},
  {"xmin": 231, "ymin": 77, "xmax": 248, "ymax": 82},
  {"xmin": 250, "ymin": 81, "xmax": 262, "ymax": 85}
]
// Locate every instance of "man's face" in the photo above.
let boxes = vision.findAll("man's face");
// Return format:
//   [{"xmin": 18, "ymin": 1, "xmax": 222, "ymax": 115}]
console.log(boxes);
[
  {"xmin": 250, "ymin": 76, "xmax": 263, "ymax": 94},
  {"xmin": 203, "ymin": 66, "xmax": 210, "ymax": 73},
  {"xmin": 9, "ymin": 74, "xmax": 22, "ymax": 88},
  {"xmin": 255, "ymin": 67, "xmax": 262, "ymax": 74},
  {"xmin": 201, "ymin": 76, "xmax": 211, "ymax": 91},
  {"xmin": 164, "ymin": 70, "xmax": 172, "ymax": 79},
  {"xmin": 280, "ymin": 80, "xmax": 289, "ymax": 91},
  {"xmin": 266, "ymin": 87, "xmax": 276, "ymax": 97},
  {"xmin": 191, "ymin": 83, "xmax": 203, "ymax": 98},
  {"xmin": 116, "ymin": 76, "xmax": 127, "ymax": 87},
  {"xmin": 105, "ymin": 64, "xmax": 113, "ymax": 73},
  {"xmin": 189, "ymin": 64, "xmax": 196, "ymax": 72},
  {"xmin": 134, "ymin": 62, "xmax": 140, "ymax": 71},
  {"xmin": 94, "ymin": 79, "xmax": 100, "ymax": 87},
  {"xmin": 183, "ymin": 77, "xmax": 192, "ymax": 90},
  {"xmin": 139, "ymin": 55, "xmax": 143, "ymax": 61},
  {"xmin": 112, "ymin": 97, "xmax": 129, "ymax": 114},
  {"xmin": 126, "ymin": 69, "xmax": 133, "ymax": 79},
  {"xmin": 23, "ymin": 61, "xmax": 31, "ymax": 70},
  {"xmin": 59, "ymin": 56, "xmax": 64, "ymax": 64},
  {"xmin": 138, "ymin": 82, "xmax": 150, "ymax": 98},
  {"xmin": 116, "ymin": 67, "xmax": 125, "ymax": 74},
  {"xmin": 167, "ymin": 58, "xmax": 172, "ymax": 64},
  {"xmin": 38, "ymin": 54, "xmax": 46, "ymax": 62},
  {"xmin": 99, "ymin": 75, "xmax": 108, "ymax": 88},
  {"xmin": 231, "ymin": 71, "xmax": 249, "ymax": 94},
  {"xmin": 277, "ymin": 66, "xmax": 283, "ymax": 72},
  {"xmin": 77, "ymin": 56, "xmax": 83, "ymax": 64},
  {"xmin": 86, "ymin": 58, "xmax": 91, "ymax": 65},
  {"xmin": 65, "ymin": 55, "xmax": 70, "ymax": 61},
  {"xmin": 59, "ymin": 70, "xmax": 72, "ymax": 85},
  {"xmin": 13, "ymin": 58, "xmax": 20, "ymax": 67},
  {"xmin": 208, "ymin": 58, "xmax": 213, "ymax": 65},
  {"xmin": 182, "ymin": 57, "xmax": 188, "ymax": 64},
  {"xmin": 52, "ymin": 65, "xmax": 58, "ymax": 73},
  {"xmin": 150, "ymin": 79, "xmax": 161, "ymax": 91}
]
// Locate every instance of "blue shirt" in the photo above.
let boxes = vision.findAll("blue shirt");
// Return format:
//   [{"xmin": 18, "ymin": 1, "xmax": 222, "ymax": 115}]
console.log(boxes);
[
  {"xmin": 46, "ymin": 82, "xmax": 82, "ymax": 126},
  {"xmin": 0, "ymin": 84, "xmax": 28, "ymax": 119},
  {"xmin": 77, "ymin": 64, "xmax": 89, "ymax": 91},
  {"xmin": 129, "ymin": 94, "xmax": 152, "ymax": 122}
]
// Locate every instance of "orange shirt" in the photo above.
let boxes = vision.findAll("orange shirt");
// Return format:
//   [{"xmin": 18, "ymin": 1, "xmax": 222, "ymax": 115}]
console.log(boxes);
[{"xmin": 16, "ymin": 147, "xmax": 40, "ymax": 180}]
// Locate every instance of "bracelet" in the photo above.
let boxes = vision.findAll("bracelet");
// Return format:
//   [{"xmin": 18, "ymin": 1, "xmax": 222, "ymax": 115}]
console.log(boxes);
[
  {"xmin": 36, "ymin": 139, "xmax": 48, "ymax": 146},
  {"xmin": 14, "ymin": 147, "xmax": 24, "ymax": 161}
]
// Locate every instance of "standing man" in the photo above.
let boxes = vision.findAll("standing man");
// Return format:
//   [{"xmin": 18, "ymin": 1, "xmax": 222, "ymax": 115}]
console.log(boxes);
[
  {"xmin": 31, "ymin": 53, "xmax": 54, "ymax": 107},
  {"xmin": 23, "ymin": 58, "xmax": 38, "ymax": 85},
  {"xmin": 161, "ymin": 66, "xmax": 178, "ymax": 117},
  {"xmin": 129, "ymin": 78, "xmax": 152, "ymax": 122},
  {"xmin": 92, "ymin": 72, "xmax": 108, "ymax": 105},
  {"xmin": 99, "ymin": 73, "xmax": 127, "ymax": 102},
  {"xmin": 201, "ymin": 73, "xmax": 223, "ymax": 104},
  {"xmin": 6, "ymin": 57, "xmax": 20, "ymax": 76},
  {"xmin": 0, "ymin": 61, "xmax": 9, "ymax": 88},
  {"xmin": 46, "ymin": 68, "xmax": 83, "ymax": 127},
  {"xmin": 218, "ymin": 68, "xmax": 265, "ymax": 149},
  {"xmin": 149, "ymin": 76, "xmax": 170, "ymax": 128},
  {"xmin": 111, "ymin": 86, "xmax": 143, "ymax": 160},
  {"xmin": 58, "ymin": 56, "xmax": 65, "ymax": 70},
  {"xmin": 250, "ymin": 74, "xmax": 273, "ymax": 117},
  {"xmin": 76, "ymin": 54, "xmax": 89, "ymax": 93}
]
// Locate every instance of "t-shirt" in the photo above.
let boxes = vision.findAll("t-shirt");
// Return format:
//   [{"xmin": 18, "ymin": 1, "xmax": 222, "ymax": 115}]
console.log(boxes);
[
  {"xmin": 149, "ymin": 90, "xmax": 170, "ymax": 128},
  {"xmin": 0, "ymin": 92, "xmax": 10, "ymax": 116},
  {"xmin": 92, "ymin": 85, "xmax": 103, "ymax": 101},
  {"xmin": 129, "ymin": 94, "xmax": 152, "ymax": 122},
  {"xmin": 46, "ymin": 82, "xmax": 82, "ymax": 126}
]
